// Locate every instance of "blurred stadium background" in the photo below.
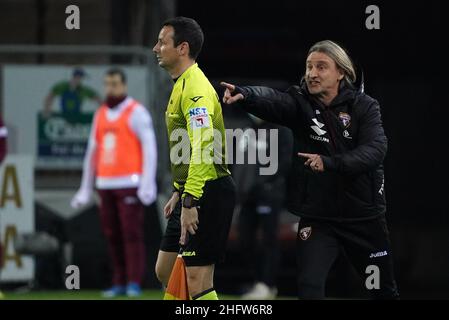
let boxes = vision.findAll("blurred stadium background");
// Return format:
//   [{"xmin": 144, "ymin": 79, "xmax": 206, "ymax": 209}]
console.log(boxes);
[{"xmin": 0, "ymin": 0, "xmax": 447, "ymax": 299}]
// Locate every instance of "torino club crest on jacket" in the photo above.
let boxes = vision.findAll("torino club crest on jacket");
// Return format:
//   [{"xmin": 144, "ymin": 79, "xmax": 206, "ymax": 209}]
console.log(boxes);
[
  {"xmin": 299, "ymin": 226, "xmax": 312, "ymax": 240},
  {"xmin": 338, "ymin": 112, "xmax": 351, "ymax": 128}
]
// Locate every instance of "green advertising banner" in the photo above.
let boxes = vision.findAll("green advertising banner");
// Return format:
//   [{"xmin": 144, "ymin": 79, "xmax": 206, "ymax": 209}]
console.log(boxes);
[
  {"xmin": 37, "ymin": 112, "xmax": 93, "ymax": 166},
  {"xmin": 3, "ymin": 65, "xmax": 148, "ymax": 169}
]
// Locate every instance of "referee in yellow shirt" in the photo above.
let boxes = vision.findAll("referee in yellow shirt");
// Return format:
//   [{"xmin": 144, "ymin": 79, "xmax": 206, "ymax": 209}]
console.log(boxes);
[{"xmin": 153, "ymin": 17, "xmax": 236, "ymax": 300}]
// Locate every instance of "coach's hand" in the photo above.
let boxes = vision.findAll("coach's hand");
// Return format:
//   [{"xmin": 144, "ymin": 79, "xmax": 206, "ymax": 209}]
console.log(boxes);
[
  {"xmin": 164, "ymin": 191, "xmax": 179, "ymax": 218},
  {"xmin": 220, "ymin": 82, "xmax": 245, "ymax": 104},
  {"xmin": 180, "ymin": 207, "xmax": 199, "ymax": 245},
  {"xmin": 298, "ymin": 153, "xmax": 325, "ymax": 173}
]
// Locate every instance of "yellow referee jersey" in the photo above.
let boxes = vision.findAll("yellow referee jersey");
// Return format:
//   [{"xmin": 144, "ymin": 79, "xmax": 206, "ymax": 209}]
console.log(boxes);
[{"xmin": 165, "ymin": 63, "xmax": 230, "ymax": 199}]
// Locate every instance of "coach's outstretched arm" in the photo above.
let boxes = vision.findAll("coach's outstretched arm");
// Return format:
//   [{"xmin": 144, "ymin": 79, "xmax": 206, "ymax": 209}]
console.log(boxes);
[{"xmin": 221, "ymin": 82, "xmax": 298, "ymax": 128}]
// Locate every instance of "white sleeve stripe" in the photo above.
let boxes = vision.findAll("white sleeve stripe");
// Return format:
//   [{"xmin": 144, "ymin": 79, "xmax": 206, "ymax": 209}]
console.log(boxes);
[{"xmin": 0, "ymin": 127, "xmax": 8, "ymax": 137}]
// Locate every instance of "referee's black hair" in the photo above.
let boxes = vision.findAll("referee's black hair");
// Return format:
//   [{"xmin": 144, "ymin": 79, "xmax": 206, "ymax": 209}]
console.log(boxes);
[
  {"xmin": 105, "ymin": 67, "xmax": 127, "ymax": 84},
  {"xmin": 163, "ymin": 16, "xmax": 204, "ymax": 60}
]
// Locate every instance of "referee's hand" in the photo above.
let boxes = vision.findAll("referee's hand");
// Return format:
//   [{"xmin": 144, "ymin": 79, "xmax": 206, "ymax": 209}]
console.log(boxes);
[
  {"xmin": 180, "ymin": 207, "xmax": 199, "ymax": 245},
  {"xmin": 220, "ymin": 82, "xmax": 245, "ymax": 104},
  {"xmin": 164, "ymin": 191, "xmax": 179, "ymax": 218}
]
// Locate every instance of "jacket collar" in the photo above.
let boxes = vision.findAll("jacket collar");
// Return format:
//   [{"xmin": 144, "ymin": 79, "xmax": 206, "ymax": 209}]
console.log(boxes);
[{"xmin": 299, "ymin": 77, "xmax": 360, "ymax": 108}]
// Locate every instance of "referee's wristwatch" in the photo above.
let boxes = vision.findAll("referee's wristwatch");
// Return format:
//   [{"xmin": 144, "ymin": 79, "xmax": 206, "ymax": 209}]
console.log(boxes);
[{"xmin": 182, "ymin": 193, "xmax": 199, "ymax": 209}]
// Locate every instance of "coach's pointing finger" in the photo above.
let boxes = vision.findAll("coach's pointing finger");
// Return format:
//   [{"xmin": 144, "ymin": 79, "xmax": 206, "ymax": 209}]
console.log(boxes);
[
  {"xmin": 298, "ymin": 152, "xmax": 313, "ymax": 159},
  {"xmin": 220, "ymin": 82, "xmax": 244, "ymax": 104},
  {"xmin": 299, "ymin": 153, "xmax": 313, "ymax": 165},
  {"xmin": 220, "ymin": 82, "xmax": 235, "ymax": 92}
]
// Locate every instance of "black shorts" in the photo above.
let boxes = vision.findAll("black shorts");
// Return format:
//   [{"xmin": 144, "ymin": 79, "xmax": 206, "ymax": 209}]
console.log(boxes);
[
  {"xmin": 160, "ymin": 175, "xmax": 236, "ymax": 267},
  {"xmin": 296, "ymin": 215, "xmax": 400, "ymax": 299}
]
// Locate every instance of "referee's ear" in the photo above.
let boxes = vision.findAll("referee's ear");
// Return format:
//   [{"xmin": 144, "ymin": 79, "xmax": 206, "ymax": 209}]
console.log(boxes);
[{"xmin": 177, "ymin": 41, "xmax": 190, "ymax": 58}]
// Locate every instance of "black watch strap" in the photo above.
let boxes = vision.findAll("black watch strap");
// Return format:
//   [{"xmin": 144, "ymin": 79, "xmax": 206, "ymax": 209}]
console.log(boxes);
[{"xmin": 182, "ymin": 194, "xmax": 198, "ymax": 208}]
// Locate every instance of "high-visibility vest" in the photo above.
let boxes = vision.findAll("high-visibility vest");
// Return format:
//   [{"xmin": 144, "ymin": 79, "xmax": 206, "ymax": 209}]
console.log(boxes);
[{"xmin": 95, "ymin": 99, "xmax": 143, "ymax": 186}]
